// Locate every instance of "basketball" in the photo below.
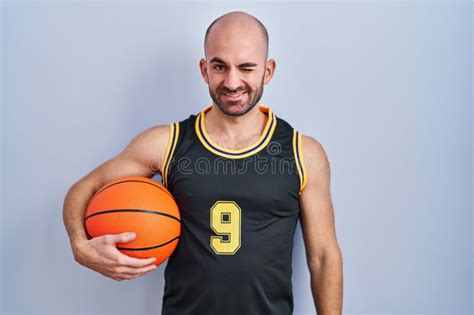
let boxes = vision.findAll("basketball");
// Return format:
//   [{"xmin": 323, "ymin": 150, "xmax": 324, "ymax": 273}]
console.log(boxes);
[{"xmin": 84, "ymin": 176, "xmax": 181, "ymax": 266}]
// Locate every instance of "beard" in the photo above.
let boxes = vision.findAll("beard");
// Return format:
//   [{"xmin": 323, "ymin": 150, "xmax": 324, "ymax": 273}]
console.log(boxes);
[{"xmin": 208, "ymin": 74, "xmax": 265, "ymax": 117}]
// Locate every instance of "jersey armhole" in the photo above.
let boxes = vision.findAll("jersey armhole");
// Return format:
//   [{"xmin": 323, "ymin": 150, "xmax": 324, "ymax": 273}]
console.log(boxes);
[
  {"xmin": 292, "ymin": 129, "xmax": 308, "ymax": 193},
  {"xmin": 162, "ymin": 122, "xmax": 180, "ymax": 188}
]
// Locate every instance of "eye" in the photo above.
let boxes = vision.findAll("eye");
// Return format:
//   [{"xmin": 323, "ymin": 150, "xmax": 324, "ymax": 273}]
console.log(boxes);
[
  {"xmin": 214, "ymin": 65, "xmax": 226, "ymax": 71},
  {"xmin": 242, "ymin": 69, "xmax": 253, "ymax": 72}
]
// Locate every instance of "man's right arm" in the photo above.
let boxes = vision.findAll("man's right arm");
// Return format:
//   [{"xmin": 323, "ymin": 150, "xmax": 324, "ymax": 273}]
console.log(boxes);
[{"xmin": 62, "ymin": 124, "xmax": 170, "ymax": 281}]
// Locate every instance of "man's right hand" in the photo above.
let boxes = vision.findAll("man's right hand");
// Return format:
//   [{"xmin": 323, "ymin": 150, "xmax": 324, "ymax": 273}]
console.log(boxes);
[
  {"xmin": 63, "ymin": 125, "xmax": 170, "ymax": 280},
  {"xmin": 73, "ymin": 232, "xmax": 158, "ymax": 281}
]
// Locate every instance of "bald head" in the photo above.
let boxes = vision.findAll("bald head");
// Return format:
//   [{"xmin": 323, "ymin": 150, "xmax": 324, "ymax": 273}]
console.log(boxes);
[{"xmin": 204, "ymin": 11, "xmax": 269, "ymax": 60}]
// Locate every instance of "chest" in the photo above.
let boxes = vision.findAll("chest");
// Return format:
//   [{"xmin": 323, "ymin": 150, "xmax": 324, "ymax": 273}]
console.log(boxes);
[
  {"xmin": 168, "ymin": 151, "xmax": 301, "ymax": 222},
  {"xmin": 205, "ymin": 131, "xmax": 263, "ymax": 151}
]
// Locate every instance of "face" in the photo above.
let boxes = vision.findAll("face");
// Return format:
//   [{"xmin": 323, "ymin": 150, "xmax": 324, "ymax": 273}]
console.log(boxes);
[
  {"xmin": 200, "ymin": 22, "xmax": 276, "ymax": 116},
  {"xmin": 207, "ymin": 67, "xmax": 265, "ymax": 117}
]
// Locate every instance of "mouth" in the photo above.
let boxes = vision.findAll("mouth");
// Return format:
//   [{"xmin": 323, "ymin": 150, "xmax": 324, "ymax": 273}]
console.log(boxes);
[{"xmin": 221, "ymin": 91, "xmax": 247, "ymax": 101}]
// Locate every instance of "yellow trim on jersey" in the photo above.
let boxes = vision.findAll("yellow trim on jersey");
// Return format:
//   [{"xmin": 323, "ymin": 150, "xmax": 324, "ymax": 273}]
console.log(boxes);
[
  {"xmin": 162, "ymin": 122, "xmax": 179, "ymax": 188},
  {"xmin": 161, "ymin": 123, "xmax": 174, "ymax": 180},
  {"xmin": 297, "ymin": 131, "xmax": 308, "ymax": 191},
  {"xmin": 195, "ymin": 104, "xmax": 277, "ymax": 159},
  {"xmin": 293, "ymin": 129, "xmax": 307, "ymax": 192}
]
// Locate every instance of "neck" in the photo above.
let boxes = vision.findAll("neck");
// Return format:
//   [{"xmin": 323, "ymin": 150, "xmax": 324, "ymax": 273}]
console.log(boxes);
[{"xmin": 205, "ymin": 103, "xmax": 267, "ymax": 139}]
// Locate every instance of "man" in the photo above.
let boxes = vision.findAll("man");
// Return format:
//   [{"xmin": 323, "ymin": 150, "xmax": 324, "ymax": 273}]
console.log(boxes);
[{"xmin": 63, "ymin": 11, "xmax": 343, "ymax": 315}]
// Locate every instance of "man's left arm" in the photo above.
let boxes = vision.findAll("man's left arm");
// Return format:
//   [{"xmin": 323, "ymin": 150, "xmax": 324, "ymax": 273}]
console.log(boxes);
[{"xmin": 299, "ymin": 134, "xmax": 343, "ymax": 315}]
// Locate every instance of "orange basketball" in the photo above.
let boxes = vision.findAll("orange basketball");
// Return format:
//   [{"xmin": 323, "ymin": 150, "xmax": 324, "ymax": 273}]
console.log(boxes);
[{"xmin": 84, "ymin": 176, "xmax": 181, "ymax": 266}]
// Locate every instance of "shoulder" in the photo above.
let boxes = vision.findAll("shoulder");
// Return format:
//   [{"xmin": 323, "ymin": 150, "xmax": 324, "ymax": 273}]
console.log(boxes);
[
  {"xmin": 127, "ymin": 124, "xmax": 171, "ymax": 152},
  {"xmin": 121, "ymin": 124, "xmax": 171, "ymax": 174},
  {"xmin": 274, "ymin": 115, "xmax": 293, "ymax": 130},
  {"xmin": 300, "ymin": 134, "xmax": 330, "ymax": 188},
  {"xmin": 301, "ymin": 135, "xmax": 329, "ymax": 167},
  {"xmin": 132, "ymin": 113, "xmax": 194, "ymax": 145}
]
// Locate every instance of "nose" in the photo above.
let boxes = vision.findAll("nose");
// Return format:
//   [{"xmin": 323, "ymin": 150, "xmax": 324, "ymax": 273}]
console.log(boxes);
[{"xmin": 223, "ymin": 67, "xmax": 242, "ymax": 92}]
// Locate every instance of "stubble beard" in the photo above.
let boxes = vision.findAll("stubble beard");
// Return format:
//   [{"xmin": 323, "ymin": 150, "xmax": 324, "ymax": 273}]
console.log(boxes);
[{"xmin": 209, "ymin": 75, "xmax": 265, "ymax": 117}]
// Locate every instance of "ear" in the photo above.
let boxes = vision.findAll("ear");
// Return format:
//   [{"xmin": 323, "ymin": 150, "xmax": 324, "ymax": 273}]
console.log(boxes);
[
  {"xmin": 199, "ymin": 58, "xmax": 209, "ymax": 84},
  {"xmin": 263, "ymin": 58, "xmax": 276, "ymax": 85}
]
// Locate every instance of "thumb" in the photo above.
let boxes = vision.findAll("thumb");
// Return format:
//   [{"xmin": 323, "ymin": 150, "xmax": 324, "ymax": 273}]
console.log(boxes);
[{"xmin": 111, "ymin": 232, "xmax": 136, "ymax": 244}]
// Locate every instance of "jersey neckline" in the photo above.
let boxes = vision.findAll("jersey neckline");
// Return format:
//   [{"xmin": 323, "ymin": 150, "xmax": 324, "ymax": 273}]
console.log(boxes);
[{"xmin": 195, "ymin": 104, "xmax": 278, "ymax": 159}]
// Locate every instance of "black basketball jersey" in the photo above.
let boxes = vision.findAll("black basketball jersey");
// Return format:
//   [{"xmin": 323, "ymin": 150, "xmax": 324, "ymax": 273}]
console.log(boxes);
[{"xmin": 159, "ymin": 104, "xmax": 307, "ymax": 315}]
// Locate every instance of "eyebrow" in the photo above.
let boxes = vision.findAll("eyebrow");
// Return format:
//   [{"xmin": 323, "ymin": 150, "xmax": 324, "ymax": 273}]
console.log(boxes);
[{"xmin": 210, "ymin": 57, "xmax": 257, "ymax": 67}]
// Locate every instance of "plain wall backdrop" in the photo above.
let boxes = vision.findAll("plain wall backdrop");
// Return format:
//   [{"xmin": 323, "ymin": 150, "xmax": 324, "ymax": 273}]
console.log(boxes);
[{"xmin": 1, "ymin": 1, "xmax": 472, "ymax": 314}]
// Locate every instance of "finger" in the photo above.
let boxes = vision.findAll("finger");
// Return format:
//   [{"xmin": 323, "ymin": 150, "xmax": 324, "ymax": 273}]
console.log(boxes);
[
  {"xmin": 110, "ymin": 232, "xmax": 136, "ymax": 244},
  {"xmin": 121, "ymin": 271, "xmax": 153, "ymax": 280},
  {"xmin": 134, "ymin": 263, "xmax": 157, "ymax": 274},
  {"xmin": 119, "ymin": 254, "xmax": 157, "ymax": 268},
  {"xmin": 115, "ymin": 265, "xmax": 156, "ymax": 276},
  {"xmin": 116, "ymin": 272, "xmax": 148, "ymax": 280},
  {"xmin": 113, "ymin": 268, "xmax": 156, "ymax": 280}
]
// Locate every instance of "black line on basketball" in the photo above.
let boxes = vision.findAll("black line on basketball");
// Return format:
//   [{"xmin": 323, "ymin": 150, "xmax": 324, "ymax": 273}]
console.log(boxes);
[
  {"xmin": 91, "ymin": 179, "xmax": 174, "ymax": 204},
  {"xmin": 84, "ymin": 208, "xmax": 181, "ymax": 223},
  {"xmin": 116, "ymin": 236, "xmax": 180, "ymax": 251}
]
